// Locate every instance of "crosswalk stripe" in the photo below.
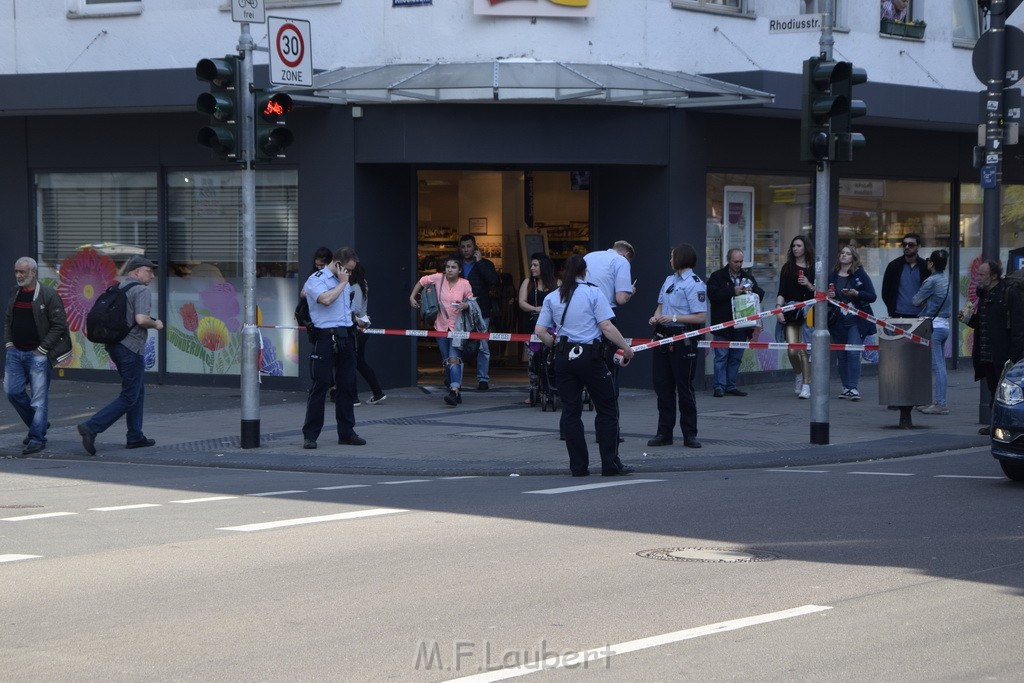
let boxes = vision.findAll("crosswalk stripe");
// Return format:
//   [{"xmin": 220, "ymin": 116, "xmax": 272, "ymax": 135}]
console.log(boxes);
[
  {"xmin": 2, "ymin": 512, "xmax": 77, "ymax": 522},
  {"xmin": 89, "ymin": 504, "xmax": 162, "ymax": 512},
  {"xmin": 315, "ymin": 485, "xmax": 371, "ymax": 491},
  {"xmin": 934, "ymin": 474, "xmax": 1004, "ymax": 480},
  {"xmin": 379, "ymin": 480, "xmax": 430, "ymax": 485},
  {"xmin": 848, "ymin": 471, "xmax": 914, "ymax": 476},
  {"xmin": 245, "ymin": 490, "xmax": 307, "ymax": 497},
  {"xmin": 217, "ymin": 507, "xmax": 408, "ymax": 532},
  {"xmin": 0, "ymin": 554, "xmax": 42, "ymax": 563},
  {"xmin": 170, "ymin": 496, "xmax": 238, "ymax": 504},
  {"xmin": 524, "ymin": 479, "xmax": 664, "ymax": 495}
]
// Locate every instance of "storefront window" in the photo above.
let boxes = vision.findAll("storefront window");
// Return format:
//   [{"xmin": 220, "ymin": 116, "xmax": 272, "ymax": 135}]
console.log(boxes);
[
  {"xmin": 35, "ymin": 172, "xmax": 160, "ymax": 371},
  {"xmin": 166, "ymin": 170, "xmax": 299, "ymax": 377}
]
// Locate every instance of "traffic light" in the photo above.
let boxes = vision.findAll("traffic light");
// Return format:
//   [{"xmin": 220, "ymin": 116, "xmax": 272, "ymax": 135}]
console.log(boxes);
[
  {"xmin": 253, "ymin": 91, "xmax": 294, "ymax": 162},
  {"xmin": 830, "ymin": 64, "xmax": 868, "ymax": 162},
  {"xmin": 800, "ymin": 58, "xmax": 851, "ymax": 163},
  {"xmin": 196, "ymin": 56, "xmax": 241, "ymax": 161}
]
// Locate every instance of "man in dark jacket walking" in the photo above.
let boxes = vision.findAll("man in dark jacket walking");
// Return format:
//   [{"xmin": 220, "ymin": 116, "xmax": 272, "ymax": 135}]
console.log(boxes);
[
  {"xmin": 459, "ymin": 234, "xmax": 500, "ymax": 390},
  {"xmin": 706, "ymin": 249, "xmax": 764, "ymax": 397},
  {"xmin": 5, "ymin": 256, "xmax": 70, "ymax": 455}
]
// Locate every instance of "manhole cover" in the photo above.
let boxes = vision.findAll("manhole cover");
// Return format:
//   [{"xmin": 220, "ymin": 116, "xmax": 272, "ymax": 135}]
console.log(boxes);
[
  {"xmin": 637, "ymin": 547, "xmax": 781, "ymax": 563},
  {"xmin": 0, "ymin": 504, "xmax": 44, "ymax": 509}
]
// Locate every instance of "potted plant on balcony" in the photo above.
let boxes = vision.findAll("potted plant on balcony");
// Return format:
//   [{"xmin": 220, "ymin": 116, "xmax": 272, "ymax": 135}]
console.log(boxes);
[{"xmin": 880, "ymin": 18, "xmax": 926, "ymax": 39}]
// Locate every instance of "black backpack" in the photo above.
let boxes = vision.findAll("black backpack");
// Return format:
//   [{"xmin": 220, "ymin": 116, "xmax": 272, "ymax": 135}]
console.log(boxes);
[{"xmin": 86, "ymin": 282, "xmax": 141, "ymax": 344}]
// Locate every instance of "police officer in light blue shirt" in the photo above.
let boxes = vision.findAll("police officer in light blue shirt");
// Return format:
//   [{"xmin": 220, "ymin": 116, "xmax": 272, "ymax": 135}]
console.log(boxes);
[
  {"xmin": 536, "ymin": 254, "xmax": 634, "ymax": 477},
  {"xmin": 646, "ymin": 243, "xmax": 707, "ymax": 449},
  {"xmin": 301, "ymin": 246, "xmax": 366, "ymax": 449}
]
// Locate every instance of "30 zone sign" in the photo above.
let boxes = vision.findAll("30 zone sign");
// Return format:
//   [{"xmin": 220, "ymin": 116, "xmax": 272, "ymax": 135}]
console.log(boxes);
[{"xmin": 268, "ymin": 16, "xmax": 311, "ymax": 87}]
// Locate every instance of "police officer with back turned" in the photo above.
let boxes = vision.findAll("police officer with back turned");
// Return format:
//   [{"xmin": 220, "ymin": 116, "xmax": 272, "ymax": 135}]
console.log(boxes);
[{"xmin": 535, "ymin": 254, "xmax": 635, "ymax": 477}]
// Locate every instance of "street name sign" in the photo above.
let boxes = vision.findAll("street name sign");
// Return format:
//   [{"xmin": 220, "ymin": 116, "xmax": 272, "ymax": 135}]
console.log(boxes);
[
  {"xmin": 768, "ymin": 15, "xmax": 823, "ymax": 34},
  {"xmin": 268, "ymin": 17, "xmax": 312, "ymax": 87}
]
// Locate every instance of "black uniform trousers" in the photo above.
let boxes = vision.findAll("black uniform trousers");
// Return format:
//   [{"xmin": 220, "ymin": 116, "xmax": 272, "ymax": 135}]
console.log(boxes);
[
  {"xmin": 554, "ymin": 344, "xmax": 620, "ymax": 476},
  {"xmin": 652, "ymin": 339, "xmax": 698, "ymax": 440},
  {"xmin": 303, "ymin": 332, "xmax": 358, "ymax": 442}
]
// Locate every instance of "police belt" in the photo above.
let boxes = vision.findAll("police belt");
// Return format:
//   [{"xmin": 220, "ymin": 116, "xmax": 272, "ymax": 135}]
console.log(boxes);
[
  {"xmin": 324, "ymin": 325, "xmax": 357, "ymax": 338},
  {"xmin": 554, "ymin": 337, "xmax": 603, "ymax": 354},
  {"xmin": 655, "ymin": 324, "xmax": 698, "ymax": 341}
]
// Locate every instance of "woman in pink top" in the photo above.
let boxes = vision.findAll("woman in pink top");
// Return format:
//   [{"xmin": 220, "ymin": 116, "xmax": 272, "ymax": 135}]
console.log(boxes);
[{"xmin": 409, "ymin": 257, "xmax": 474, "ymax": 405}]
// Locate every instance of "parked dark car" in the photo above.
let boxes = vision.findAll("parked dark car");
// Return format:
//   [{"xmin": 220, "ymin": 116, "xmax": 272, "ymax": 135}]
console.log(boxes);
[{"xmin": 992, "ymin": 358, "xmax": 1024, "ymax": 481}]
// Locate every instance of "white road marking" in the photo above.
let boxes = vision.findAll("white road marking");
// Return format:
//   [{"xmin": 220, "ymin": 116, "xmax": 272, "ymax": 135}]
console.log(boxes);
[
  {"xmin": 934, "ymin": 474, "xmax": 1004, "ymax": 480},
  {"xmin": 0, "ymin": 554, "xmax": 42, "ymax": 563},
  {"xmin": 764, "ymin": 469, "xmax": 829, "ymax": 473},
  {"xmin": 379, "ymin": 479, "xmax": 430, "ymax": 485},
  {"xmin": 170, "ymin": 496, "xmax": 238, "ymax": 504},
  {"xmin": 217, "ymin": 507, "xmax": 408, "ymax": 532},
  {"xmin": 524, "ymin": 479, "xmax": 664, "ymax": 495},
  {"xmin": 245, "ymin": 490, "xmax": 307, "ymax": 497},
  {"xmin": 2, "ymin": 512, "xmax": 77, "ymax": 522},
  {"xmin": 848, "ymin": 471, "xmax": 914, "ymax": 477},
  {"xmin": 89, "ymin": 504, "xmax": 162, "ymax": 512},
  {"xmin": 441, "ymin": 476, "xmax": 480, "ymax": 480},
  {"xmin": 315, "ymin": 485, "xmax": 371, "ymax": 491},
  {"xmin": 446, "ymin": 604, "xmax": 832, "ymax": 682}
]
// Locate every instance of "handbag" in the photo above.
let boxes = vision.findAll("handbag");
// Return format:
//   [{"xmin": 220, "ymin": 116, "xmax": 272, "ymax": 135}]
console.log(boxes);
[
  {"xmin": 782, "ymin": 305, "xmax": 804, "ymax": 325},
  {"xmin": 420, "ymin": 282, "xmax": 440, "ymax": 326}
]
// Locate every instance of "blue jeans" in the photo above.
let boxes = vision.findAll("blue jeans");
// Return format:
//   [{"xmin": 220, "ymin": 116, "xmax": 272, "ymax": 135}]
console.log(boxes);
[
  {"xmin": 5, "ymin": 347, "xmax": 51, "ymax": 446},
  {"xmin": 476, "ymin": 317, "xmax": 490, "ymax": 383},
  {"xmin": 832, "ymin": 319, "xmax": 863, "ymax": 390},
  {"xmin": 84, "ymin": 343, "xmax": 146, "ymax": 443},
  {"xmin": 930, "ymin": 325, "xmax": 949, "ymax": 406},
  {"xmin": 712, "ymin": 334, "xmax": 743, "ymax": 391},
  {"xmin": 438, "ymin": 337, "xmax": 464, "ymax": 389}
]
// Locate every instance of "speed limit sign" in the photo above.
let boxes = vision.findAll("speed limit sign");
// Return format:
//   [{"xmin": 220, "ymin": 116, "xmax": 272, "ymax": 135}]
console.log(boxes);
[{"xmin": 268, "ymin": 16, "xmax": 312, "ymax": 87}]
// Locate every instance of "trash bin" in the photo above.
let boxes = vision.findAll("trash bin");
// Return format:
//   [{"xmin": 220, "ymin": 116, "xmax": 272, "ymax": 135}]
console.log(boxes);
[{"xmin": 878, "ymin": 318, "xmax": 933, "ymax": 427}]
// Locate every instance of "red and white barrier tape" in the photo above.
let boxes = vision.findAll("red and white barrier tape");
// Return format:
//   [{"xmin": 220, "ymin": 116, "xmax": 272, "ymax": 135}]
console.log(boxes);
[
  {"xmin": 824, "ymin": 298, "xmax": 931, "ymax": 347},
  {"xmin": 697, "ymin": 340, "xmax": 879, "ymax": 352}
]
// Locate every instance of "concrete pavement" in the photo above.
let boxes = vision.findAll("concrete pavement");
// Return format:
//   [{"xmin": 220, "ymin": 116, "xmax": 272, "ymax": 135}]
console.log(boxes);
[{"xmin": 0, "ymin": 366, "xmax": 991, "ymax": 475}]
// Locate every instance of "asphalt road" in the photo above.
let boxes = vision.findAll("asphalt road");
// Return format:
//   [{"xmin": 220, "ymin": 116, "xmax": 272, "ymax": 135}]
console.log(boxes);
[{"xmin": 2, "ymin": 446, "xmax": 1021, "ymax": 681}]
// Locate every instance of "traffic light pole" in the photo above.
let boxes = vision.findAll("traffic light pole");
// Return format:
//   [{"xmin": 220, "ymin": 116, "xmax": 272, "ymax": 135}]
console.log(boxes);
[
  {"xmin": 809, "ymin": 7, "xmax": 836, "ymax": 445},
  {"xmin": 238, "ymin": 22, "xmax": 261, "ymax": 449},
  {"xmin": 980, "ymin": 0, "xmax": 1007, "ymax": 426}
]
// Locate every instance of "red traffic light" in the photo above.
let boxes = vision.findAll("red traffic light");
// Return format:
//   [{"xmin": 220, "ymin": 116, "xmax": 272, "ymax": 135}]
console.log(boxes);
[{"xmin": 259, "ymin": 93, "xmax": 294, "ymax": 122}]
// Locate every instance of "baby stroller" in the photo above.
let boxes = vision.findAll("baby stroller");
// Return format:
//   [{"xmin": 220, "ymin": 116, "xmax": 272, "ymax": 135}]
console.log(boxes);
[{"xmin": 529, "ymin": 343, "xmax": 593, "ymax": 413}]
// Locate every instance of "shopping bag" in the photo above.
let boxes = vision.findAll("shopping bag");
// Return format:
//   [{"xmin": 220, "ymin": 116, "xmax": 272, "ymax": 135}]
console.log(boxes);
[{"xmin": 731, "ymin": 292, "xmax": 760, "ymax": 329}]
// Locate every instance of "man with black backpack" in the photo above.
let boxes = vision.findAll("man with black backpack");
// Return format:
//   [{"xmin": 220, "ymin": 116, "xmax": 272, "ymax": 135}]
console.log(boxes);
[{"xmin": 77, "ymin": 255, "xmax": 163, "ymax": 456}]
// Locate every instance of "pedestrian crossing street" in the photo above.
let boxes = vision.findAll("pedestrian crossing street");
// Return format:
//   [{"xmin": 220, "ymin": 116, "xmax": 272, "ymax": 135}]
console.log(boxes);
[{"xmin": 1, "ymin": 450, "xmax": 1011, "ymax": 564}]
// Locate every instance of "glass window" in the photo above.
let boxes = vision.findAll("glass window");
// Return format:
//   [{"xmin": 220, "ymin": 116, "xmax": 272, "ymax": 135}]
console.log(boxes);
[
  {"xmin": 166, "ymin": 170, "xmax": 299, "ymax": 377},
  {"xmin": 67, "ymin": 0, "xmax": 143, "ymax": 18},
  {"xmin": 952, "ymin": 0, "xmax": 982, "ymax": 44},
  {"xmin": 801, "ymin": 0, "xmax": 846, "ymax": 28},
  {"xmin": 956, "ymin": 183, "xmax": 1019, "ymax": 356},
  {"xmin": 35, "ymin": 172, "xmax": 160, "ymax": 371},
  {"xmin": 671, "ymin": 0, "xmax": 749, "ymax": 15}
]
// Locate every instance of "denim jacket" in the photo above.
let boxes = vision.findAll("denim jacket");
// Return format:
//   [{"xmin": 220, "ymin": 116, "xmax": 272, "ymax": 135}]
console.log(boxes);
[{"xmin": 912, "ymin": 272, "xmax": 951, "ymax": 319}]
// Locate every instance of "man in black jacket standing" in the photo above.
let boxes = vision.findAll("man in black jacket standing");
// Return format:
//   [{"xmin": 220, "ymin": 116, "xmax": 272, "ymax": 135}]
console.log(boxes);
[
  {"xmin": 459, "ymin": 234, "xmax": 500, "ymax": 390},
  {"xmin": 706, "ymin": 249, "xmax": 764, "ymax": 398},
  {"xmin": 881, "ymin": 233, "xmax": 928, "ymax": 317}
]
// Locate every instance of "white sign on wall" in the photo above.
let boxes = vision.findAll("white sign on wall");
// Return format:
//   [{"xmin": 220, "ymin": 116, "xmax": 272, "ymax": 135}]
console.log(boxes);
[
  {"xmin": 268, "ymin": 16, "xmax": 312, "ymax": 87},
  {"xmin": 473, "ymin": 0, "xmax": 595, "ymax": 18},
  {"xmin": 768, "ymin": 15, "xmax": 823, "ymax": 34}
]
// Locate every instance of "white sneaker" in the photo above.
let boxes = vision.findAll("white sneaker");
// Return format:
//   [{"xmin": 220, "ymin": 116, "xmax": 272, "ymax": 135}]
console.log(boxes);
[
  {"xmin": 920, "ymin": 404, "xmax": 949, "ymax": 415},
  {"xmin": 837, "ymin": 388, "xmax": 851, "ymax": 399},
  {"xmin": 798, "ymin": 384, "xmax": 811, "ymax": 399},
  {"xmin": 367, "ymin": 394, "xmax": 387, "ymax": 405},
  {"xmin": 794, "ymin": 373, "xmax": 803, "ymax": 395},
  {"xmin": 848, "ymin": 388, "xmax": 861, "ymax": 401}
]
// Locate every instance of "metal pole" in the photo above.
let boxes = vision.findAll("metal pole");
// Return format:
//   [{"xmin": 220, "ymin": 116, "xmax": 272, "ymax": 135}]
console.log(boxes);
[
  {"xmin": 810, "ymin": 3, "xmax": 835, "ymax": 445},
  {"xmin": 239, "ymin": 23, "xmax": 260, "ymax": 448},
  {"xmin": 980, "ymin": 0, "xmax": 1005, "ymax": 425}
]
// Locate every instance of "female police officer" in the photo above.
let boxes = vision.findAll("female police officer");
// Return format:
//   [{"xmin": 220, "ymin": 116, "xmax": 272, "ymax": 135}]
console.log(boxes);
[
  {"xmin": 535, "ymin": 254, "xmax": 635, "ymax": 477},
  {"xmin": 646, "ymin": 243, "xmax": 707, "ymax": 449}
]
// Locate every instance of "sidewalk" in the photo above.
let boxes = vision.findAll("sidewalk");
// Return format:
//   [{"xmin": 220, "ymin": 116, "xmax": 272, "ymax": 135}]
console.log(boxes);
[{"xmin": 1, "ymin": 367, "xmax": 990, "ymax": 475}]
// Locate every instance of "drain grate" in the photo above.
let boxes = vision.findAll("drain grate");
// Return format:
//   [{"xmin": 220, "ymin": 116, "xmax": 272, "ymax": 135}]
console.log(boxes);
[{"xmin": 637, "ymin": 547, "xmax": 781, "ymax": 563}]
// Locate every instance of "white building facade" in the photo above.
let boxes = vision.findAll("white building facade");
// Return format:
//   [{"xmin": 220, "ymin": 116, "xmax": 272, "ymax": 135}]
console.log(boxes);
[{"xmin": 0, "ymin": 0, "xmax": 1019, "ymax": 389}]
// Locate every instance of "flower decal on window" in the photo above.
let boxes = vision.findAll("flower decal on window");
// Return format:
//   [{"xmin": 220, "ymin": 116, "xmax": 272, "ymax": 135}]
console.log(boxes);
[
  {"xmin": 197, "ymin": 316, "xmax": 230, "ymax": 352},
  {"xmin": 56, "ymin": 247, "xmax": 117, "ymax": 332},
  {"xmin": 179, "ymin": 302, "xmax": 200, "ymax": 332}
]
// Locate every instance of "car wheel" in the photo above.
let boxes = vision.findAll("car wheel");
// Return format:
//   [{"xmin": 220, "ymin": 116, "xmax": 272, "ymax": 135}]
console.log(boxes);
[{"xmin": 999, "ymin": 460, "xmax": 1024, "ymax": 482}]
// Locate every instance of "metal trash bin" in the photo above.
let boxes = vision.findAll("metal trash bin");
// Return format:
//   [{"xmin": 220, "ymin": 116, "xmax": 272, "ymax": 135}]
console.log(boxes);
[{"xmin": 878, "ymin": 318, "xmax": 933, "ymax": 427}]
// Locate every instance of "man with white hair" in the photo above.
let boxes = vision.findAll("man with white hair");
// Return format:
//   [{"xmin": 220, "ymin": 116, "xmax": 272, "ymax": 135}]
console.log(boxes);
[{"xmin": 4, "ymin": 256, "xmax": 70, "ymax": 456}]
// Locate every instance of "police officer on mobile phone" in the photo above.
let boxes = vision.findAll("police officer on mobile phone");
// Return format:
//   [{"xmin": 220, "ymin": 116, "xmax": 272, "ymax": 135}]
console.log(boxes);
[{"xmin": 535, "ymin": 254, "xmax": 634, "ymax": 478}]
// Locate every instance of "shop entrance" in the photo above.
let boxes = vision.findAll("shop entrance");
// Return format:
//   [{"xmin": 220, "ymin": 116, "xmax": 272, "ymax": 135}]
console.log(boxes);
[{"xmin": 414, "ymin": 169, "xmax": 591, "ymax": 389}]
